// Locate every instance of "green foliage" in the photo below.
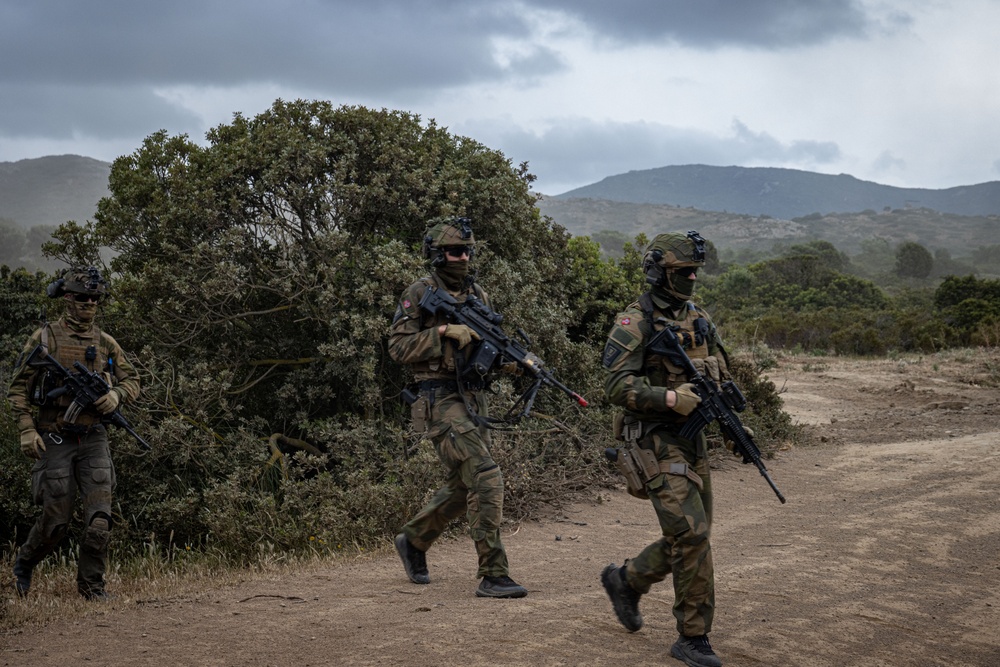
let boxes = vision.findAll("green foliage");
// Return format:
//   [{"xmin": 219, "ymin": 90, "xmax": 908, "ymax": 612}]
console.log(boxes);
[
  {"xmin": 702, "ymin": 252, "xmax": 889, "ymax": 320},
  {"xmin": 0, "ymin": 267, "xmax": 50, "ymax": 541},
  {"xmin": 561, "ymin": 235, "xmax": 645, "ymax": 345},
  {"xmin": 895, "ymin": 241, "xmax": 934, "ymax": 279},
  {"xmin": 8, "ymin": 101, "xmax": 623, "ymax": 561},
  {"xmin": 933, "ymin": 275, "xmax": 1000, "ymax": 346},
  {"xmin": 1, "ymin": 102, "xmax": 799, "ymax": 569},
  {"xmin": 781, "ymin": 240, "xmax": 849, "ymax": 272}
]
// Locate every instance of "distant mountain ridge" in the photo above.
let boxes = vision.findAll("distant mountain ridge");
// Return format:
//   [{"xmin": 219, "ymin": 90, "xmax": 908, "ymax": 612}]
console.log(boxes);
[
  {"xmin": 0, "ymin": 155, "xmax": 111, "ymax": 228},
  {"xmin": 555, "ymin": 164, "xmax": 1000, "ymax": 219}
]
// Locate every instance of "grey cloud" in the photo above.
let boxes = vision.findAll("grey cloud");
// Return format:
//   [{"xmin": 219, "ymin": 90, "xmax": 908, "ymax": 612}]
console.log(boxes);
[
  {"xmin": 0, "ymin": 84, "xmax": 202, "ymax": 140},
  {"xmin": 471, "ymin": 117, "xmax": 841, "ymax": 194},
  {"xmin": 0, "ymin": 1, "xmax": 560, "ymax": 93},
  {"xmin": 524, "ymin": 0, "xmax": 902, "ymax": 48},
  {"xmin": 872, "ymin": 150, "xmax": 906, "ymax": 175}
]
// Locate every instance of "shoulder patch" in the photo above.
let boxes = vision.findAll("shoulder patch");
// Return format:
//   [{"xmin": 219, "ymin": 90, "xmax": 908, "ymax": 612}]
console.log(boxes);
[
  {"xmin": 602, "ymin": 342, "xmax": 625, "ymax": 369},
  {"xmin": 609, "ymin": 325, "xmax": 640, "ymax": 351}
]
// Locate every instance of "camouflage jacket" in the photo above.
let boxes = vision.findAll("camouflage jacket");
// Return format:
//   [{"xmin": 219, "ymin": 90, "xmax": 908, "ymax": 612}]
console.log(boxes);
[
  {"xmin": 388, "ymin": 274, "xmax": 491, "ymax": 382},
  {"xmin": 7, "ymin": 317, "xmax": 141, "ymax": 432},
  {"xmin": 603, "ymin": 294, "xmax": 729, "ymax": 423}
]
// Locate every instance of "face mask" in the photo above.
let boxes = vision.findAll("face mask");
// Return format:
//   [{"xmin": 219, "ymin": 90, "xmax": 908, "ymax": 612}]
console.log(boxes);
[
  {"xmin": 65, "ymin": 296, "xmax": 98, "ymax": 326},
  {"xmin": 668, "ymin": 272, "xmax": 696, "ymax": 299},
  {"xmin": 436, "ymin": 262, "xmax": 470, "ymax": 290}
]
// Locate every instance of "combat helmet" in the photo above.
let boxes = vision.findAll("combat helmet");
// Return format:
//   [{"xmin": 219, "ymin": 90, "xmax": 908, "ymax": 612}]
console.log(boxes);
[
  {"xmin": 643, "ymin": 230, "xmax": 706, "ymax": 301},
  {"xmin": 46, "ymin": 266, "xmax": 109, "ymax": 300},
  {"xmin": 421, "ymin": 217, "xmax": 476, "ymax": 267}
]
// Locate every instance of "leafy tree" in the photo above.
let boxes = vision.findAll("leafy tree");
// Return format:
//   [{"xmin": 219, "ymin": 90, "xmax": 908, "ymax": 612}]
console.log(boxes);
[
  {"xmin": 782, "ymin": 240, "xmax": 849, "ymax": 272},
  {"xmin": 34, "ymin": 100, "xmax": 606, "ymax": 555},
  {"xmin": 934, "ymin": 275, "xmax": 1000, "ymax": 338},
  {"xmin": 894, "ymin": 241, "xmax": 934, "ymax": 279}
]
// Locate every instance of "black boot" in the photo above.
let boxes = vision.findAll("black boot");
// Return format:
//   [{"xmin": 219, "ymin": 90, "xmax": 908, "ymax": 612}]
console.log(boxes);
[
  {"xmin": 475, "ymin": 575, "xmax": 527, "ymax": 598},
  {"xmin": 601, "ymin": 563, "xmax": 643, "ymax": 632},
  {"xmin": 12, "ymin": 556, "xmax": 33, "ymax": 598},
  {"xmin": 394, "ymin": 533, "xmax": 430, "ymax": 584},
  {"xmin": 670, "ymin": 634, "xmax": 722, "ymax": 667},
  {"xmin": 79, "ymin": 586, "xmax": 114, "ymax": 601}
]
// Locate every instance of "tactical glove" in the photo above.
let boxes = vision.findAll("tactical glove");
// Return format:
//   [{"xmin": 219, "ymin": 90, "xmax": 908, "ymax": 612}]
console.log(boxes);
[
  {"xmin": 93, "ymin": 390, "xmax": 121, "ymax": 415},
  {"xmin": 670, "ymin": 383, "xmax": 701, "ymax": 416},
  {"xmin": 724, "ymin": 426, "xmax": 755, "ymax": 455},
  {"xmin": 442, "ymin": 324, "xmax": 481, "ymax": 349},
  {"xmin": 500, "ymin": 361, "xmax": 522, "ymax": 375},
  {"xmin": 20, "ymin": 429, "xmax": 45, "ymax": 459}
]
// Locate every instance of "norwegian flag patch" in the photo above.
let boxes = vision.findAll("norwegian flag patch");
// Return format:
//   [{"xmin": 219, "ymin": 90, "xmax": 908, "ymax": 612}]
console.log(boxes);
[{"xmin": 620, "ymin": 316, "xmax": 631, "ymax": 325}]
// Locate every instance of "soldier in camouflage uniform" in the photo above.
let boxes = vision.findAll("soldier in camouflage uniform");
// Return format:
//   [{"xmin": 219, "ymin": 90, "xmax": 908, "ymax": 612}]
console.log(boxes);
[
  {"xmin": 388, "ymin": 217, "xmax": 528, "ymax": 599},
  {"xmin": 8, "ymin": 266, "xmax": 140, "ymax": 601},
  {"xmin": 600, "ymin": 232, "xmax": 728, "ymax": 667}
]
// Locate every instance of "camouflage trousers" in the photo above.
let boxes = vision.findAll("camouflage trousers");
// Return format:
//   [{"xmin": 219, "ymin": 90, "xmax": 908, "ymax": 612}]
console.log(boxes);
[
  {"xmin": 624, "ymin": 426, "xmax": 714, "ymax": 636},
  {"xmin": 17, "ymin": 427, "xmax": 116, "ymax": 596},
  {"xmin": 403, "ymin": 389, "xmax": 509, "ymax": 578}
]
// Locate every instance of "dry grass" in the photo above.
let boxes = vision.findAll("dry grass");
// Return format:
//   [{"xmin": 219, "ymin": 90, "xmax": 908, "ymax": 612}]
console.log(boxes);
[{"xmin": 0, "ymin": 542, "xmax": 380, "ymax": 638}]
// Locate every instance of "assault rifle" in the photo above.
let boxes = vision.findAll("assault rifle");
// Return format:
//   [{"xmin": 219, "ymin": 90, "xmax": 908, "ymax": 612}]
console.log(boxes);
[
  {"xmin": 24, "ymin": 345, "xmax": 152, "ymax": 450},
  {"xmin": 647, "ymin": 322, "xmax": 786, "ymax": 503},
  {"xmin": 417, "ymin": 286, "xmax": 588, "ymax": 421}
]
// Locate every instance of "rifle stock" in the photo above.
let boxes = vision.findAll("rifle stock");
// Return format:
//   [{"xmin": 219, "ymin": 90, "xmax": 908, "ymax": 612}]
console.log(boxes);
[{"xmin": 647, "ymin": 324, "xmax": 786, "ymax": 504}]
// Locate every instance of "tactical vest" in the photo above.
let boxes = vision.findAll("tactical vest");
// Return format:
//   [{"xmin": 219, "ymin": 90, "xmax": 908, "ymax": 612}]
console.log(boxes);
[
  {"xmin": 33, "ymin": 320, "xmax": 112, "ymax": 431},
  {"xmin": 637, "ymin": 294, "xmax": 729, "ymax": 390},
  {"xmin": 409, "ymin": 275, "xmax": 486, "ymax": 381}
]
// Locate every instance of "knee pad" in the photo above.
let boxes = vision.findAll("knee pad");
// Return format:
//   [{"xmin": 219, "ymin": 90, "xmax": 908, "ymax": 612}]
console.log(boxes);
[{"xmin": 83, "ymin": 513, "xmax": 112, "ymax": 553}]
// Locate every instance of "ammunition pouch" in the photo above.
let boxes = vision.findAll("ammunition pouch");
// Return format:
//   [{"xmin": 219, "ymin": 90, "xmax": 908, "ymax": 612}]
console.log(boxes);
[{"xmin": 607, "ymin": 415, "xmax": 706, "ymax": 499}]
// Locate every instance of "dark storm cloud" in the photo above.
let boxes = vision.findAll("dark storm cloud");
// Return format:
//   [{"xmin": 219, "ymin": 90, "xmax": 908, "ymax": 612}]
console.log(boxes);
[
  {"xmin": 479, "ymin": 118, "xmax": 841, "ymax": 194},
  {"xmin": 524, "ymin": 0, "xmax": 906, "ymax": 48},
  {"xmin": 0, "ymin": 0, "xmax": 560, "ymax": 91},
  {"xmin": 0, "ymin": 0, "xmax": 568, "ymax": 140}
]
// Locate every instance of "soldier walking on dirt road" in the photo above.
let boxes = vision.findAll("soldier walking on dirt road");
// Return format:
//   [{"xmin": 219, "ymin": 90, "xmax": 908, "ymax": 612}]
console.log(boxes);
[
  {"xmin": 600, "ymin": 231, "xmax": 729, "ymax": 667},
  {"xmin": 9, "ymin": 266, "xmax": 140, "ymax": 601},
  {"xmin": 388, "ymin": 217, "xmax": 528, "ymax": 599}
]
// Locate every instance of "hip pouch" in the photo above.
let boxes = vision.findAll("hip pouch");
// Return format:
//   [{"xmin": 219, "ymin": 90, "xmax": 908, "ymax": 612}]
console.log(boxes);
[
  {"xmin": 609, "ymin": 445, "xmax": 660, "ymax": 500},
  {"xmin": 401, "ymin": 387, "xmax": 429, "ymax": 435}
]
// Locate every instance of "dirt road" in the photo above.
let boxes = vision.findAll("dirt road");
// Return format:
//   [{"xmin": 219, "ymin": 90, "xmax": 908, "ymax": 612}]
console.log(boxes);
[{"xmin": 3, "ymin": 351, "xmax": 1000, "ymax": 666}]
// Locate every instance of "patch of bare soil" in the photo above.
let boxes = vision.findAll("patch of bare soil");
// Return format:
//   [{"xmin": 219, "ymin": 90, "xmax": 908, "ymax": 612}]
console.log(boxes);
[{"xmin": 3, "ymin": 350, "xmax": 1000, "ymax": 666}]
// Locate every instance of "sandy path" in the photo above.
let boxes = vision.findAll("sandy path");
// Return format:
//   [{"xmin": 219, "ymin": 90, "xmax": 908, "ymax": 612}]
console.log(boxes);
[{"xmin": 3, "ymin": 352, "xmax": 1000, "ymax": 666}]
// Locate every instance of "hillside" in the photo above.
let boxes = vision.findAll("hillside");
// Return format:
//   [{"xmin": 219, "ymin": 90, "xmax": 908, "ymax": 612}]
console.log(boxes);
[
  {"xmin": 0, "ymin": 155, "xmax": 111, "ymax": 227},
  {"xmin": 537, "ymin": 196, "xmax": 1000, "ymax": 256},
  {"xmin": 4, "ymin": 156, "xmax": 999, "ymax": 259},
  {"xmin": 555, "ymin": 164, "xmax": 1000, "ymax": 220}
]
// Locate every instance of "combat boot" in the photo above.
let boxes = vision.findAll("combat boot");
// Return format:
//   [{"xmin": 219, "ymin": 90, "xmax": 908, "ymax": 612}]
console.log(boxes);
[
  {"xmin": 475, "ymin": 575, "xmax": 527, "ymax": 598},
  {"xmin": 601, "ymin": 563, "xmax": 643, "ymax": 632},
  {"xmin": 394, "ymin": 533, "xmax": 430, "ymax": 584},
  {"xmin": 80, "ymin": 587, "xmax": 114, "ymax": 602},
  {"xmin": 12, "ymin": 556, "xmax": 33, "ymax": 598},
  {"xmin": 670, "ymin": 634, "xmax": 722, "ymax": 667}
]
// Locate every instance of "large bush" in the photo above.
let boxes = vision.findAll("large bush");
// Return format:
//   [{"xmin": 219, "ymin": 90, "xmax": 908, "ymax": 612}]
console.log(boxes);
[
  {"xmin": 4, "ymin": 101, "xmax": 793, "ymax": 564},
  {"xmin": 10, "ymin": 101, "xmax": 616, "ymax": 559}
]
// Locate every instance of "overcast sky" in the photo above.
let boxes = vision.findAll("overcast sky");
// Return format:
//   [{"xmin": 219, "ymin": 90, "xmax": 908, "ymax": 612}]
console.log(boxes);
[{"xmin": 2, "ymin": 0, "xmax": 998, "ymax": 195}]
